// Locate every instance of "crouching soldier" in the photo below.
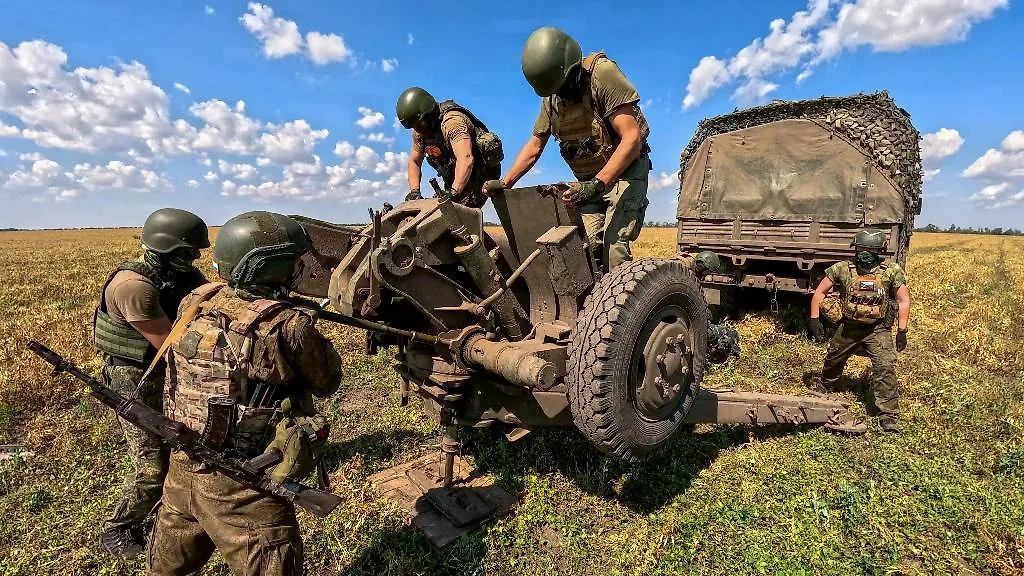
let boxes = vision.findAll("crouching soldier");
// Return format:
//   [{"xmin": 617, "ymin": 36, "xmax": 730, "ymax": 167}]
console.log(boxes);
[
  {"xmin": 148, "ymin": 211, "xmax": 343, "ymax": 575},
  {"xmin": 95, "ymin": 207, "xmax": 210, "ymax": 556},
  {"xmin": 809, "ymin": 228, "xmax": 911, "ymax": 432}
]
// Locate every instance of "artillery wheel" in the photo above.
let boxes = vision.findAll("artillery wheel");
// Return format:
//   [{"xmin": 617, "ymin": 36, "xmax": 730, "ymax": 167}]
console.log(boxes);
[{"xmin": 566, "ymin": 259, "xmax": 710, "ymax": 462}]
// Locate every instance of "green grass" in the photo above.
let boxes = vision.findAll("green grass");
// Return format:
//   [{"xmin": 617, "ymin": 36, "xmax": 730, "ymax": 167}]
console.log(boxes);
[{"xmin": 0, "ymin": 230, "xmax": 1022, "ymax": 575}]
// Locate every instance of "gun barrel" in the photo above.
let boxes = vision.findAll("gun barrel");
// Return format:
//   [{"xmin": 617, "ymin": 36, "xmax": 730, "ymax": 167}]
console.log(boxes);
[{"xmin": 460, "ymin": 333, "xmax": 555, "ymax": 389}]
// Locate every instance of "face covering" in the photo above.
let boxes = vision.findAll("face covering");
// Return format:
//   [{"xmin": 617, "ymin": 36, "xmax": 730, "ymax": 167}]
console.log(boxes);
[
  {"xmin": 856, "ymin": 250, "xmax": 881, "ymax": 270},
  {"xmin": 556, "ymin": 65, "xmax": 583, "ymax": 102},
  {"xmin": 168, "ymin": 248, "xmax": 201, "ymax": 273}
]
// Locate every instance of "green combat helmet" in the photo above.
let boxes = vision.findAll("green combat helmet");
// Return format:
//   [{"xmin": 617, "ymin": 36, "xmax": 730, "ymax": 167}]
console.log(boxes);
[
  {"xmin": 213, "ymin": 211, "xmax": 309, "ymax": 288},
  {"xmin": 396, "ymin": 87, "xmax": 439, "ymax": 129},
  {"xmin": 521, "ymin": 26, "xmax": 583, "ymax": 97},
  {"xmin": 141, "ymin": 208, "xmax": 210, "ymax": 253},
  {"xmin": 851, "ymin": 228, "xmax": 887, "ymax": 250},
  {"xmin": 695, "ymin": 251, "xmax": 721, "ymax": 274}
]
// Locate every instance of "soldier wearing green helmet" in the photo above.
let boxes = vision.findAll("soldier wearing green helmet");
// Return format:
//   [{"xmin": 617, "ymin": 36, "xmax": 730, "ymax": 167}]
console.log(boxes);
[
  {"xmin": 94, "ymin": 207, "xmax": 210, "ymax": 557},
  {"xmin": 397, "ymin": 86, "xmax": 504, "ymax": 208},
  {"xmin": 809, "ymin": 228, "xmax": 911, "ymax": 433},
  {"xmin": 483, "ymin": 26, "xmax": 652, "ymax": 273},
  {"xmin": 147, "ymin": 211, "xmax": 343, "ymax": 575}
]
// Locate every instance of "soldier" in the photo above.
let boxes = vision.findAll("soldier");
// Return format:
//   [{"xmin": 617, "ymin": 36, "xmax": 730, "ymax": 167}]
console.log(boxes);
[
  {"xmin": 94, "ymin": 208, "xmax": 210, "ymax": 556},
  {"xmin": 397, "ymin": 86, "xmax": 504, "ymax": 208},
  {"xmin": 148, "ymin": 211, "xmax": 343, "ymax": 576},
  {"xmin": 809, "ymin": 229, "xmax": 911, "ymax": 432},
  {"xmin": 483, "ymin": 26, "xmax": 652, "ymax": 273}
]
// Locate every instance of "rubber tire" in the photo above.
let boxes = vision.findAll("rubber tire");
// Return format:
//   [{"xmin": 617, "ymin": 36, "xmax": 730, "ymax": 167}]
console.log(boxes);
[{"xmin": 566, "ymin": 259, "xmax": 710, "ymax": 462}]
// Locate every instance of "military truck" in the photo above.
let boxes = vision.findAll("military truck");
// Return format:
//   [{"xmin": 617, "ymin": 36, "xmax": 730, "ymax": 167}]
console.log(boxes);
[
  {"xmin": 675, "ymin": 91, "xmax": 923, "ymax": 309},
  {"xmin": 288, "ymin": 180, "xmax": 865, "ymax": 546}
]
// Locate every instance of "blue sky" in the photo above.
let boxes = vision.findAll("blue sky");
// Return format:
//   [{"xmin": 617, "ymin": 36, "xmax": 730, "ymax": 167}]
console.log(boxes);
[{"xmin": 0, "ymin": 0, "xmax": 1021, "ymax": 229}]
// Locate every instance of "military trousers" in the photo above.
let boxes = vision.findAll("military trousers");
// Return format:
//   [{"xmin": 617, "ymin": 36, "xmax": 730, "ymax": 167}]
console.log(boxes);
[
  {"xmin": 102, "ymin": 359, "xmax": 170, "ymax": 532},
  {"xmin": 579, "ymin": 169, "xmax": 649, "ymax": 273},
  {"xmin": 821, "ymin": 321, "xmax": 900, "ymax": 422},
  {"xmin": 148, "ymin": 451, "xmax": 303, "ymax": 576}
]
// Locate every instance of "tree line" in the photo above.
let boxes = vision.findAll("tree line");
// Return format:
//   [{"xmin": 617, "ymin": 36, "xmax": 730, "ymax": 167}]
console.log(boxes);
[{"xmin": 914, "ymin": 224, "xmax": 1024, "ymax": 236}]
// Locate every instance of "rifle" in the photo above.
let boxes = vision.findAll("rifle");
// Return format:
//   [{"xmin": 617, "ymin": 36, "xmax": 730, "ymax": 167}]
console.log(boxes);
[{"xmin": 26, "ymin": 340, "xmax": 342, "ymax": 519}]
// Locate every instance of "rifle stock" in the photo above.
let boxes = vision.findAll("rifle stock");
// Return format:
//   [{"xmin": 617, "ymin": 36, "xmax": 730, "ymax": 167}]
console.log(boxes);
[{"xmin": 26, "ymin": 340, "xmax": 341, "ymax": 519}]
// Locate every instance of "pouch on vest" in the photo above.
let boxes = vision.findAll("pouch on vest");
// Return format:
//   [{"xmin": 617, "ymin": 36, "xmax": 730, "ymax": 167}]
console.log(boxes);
[
  {"xmin": 475, "ymin": 129, "xmax": 504, "ymax": 168},
  {"xmin": 841, "ymin": 263, "xmax": 889, "ymax": 323}
]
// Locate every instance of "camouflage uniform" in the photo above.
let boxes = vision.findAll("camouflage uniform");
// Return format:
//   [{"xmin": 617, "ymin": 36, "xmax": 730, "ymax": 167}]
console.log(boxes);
[
  {"xmin": 532, "ymin": 52, "xmax": 651, "ymax": 271},
  {"xmin": 96, "ymin": 263, "xmax": 206, "ymax": 536},
  {"xmin": 148, "ymin": 287, "xmax": 343, "ymax": 576},
  {"xmin": 820, "ymin": 260, "xmax": 907, "ymax": 423}
]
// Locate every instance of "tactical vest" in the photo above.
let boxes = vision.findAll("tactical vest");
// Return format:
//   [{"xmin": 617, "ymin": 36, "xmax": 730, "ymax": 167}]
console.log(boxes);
[
  {"xmin": 164, "ymin": 290, "xmax": 305, "ymax": 457},
  {"xmin": 841, "ymin": 263, "xmax": 890, "ymax": 324},
  {"xmin": 420, "ymin": 101, "xmax": 503, "ymax": 206},
  {"xmin": 547, "ymin": 51, "xmax": 649, "ymax": 181},
  {"xmin": 92, "ymin": 261, "xmax": 205, "ymax": 365}
]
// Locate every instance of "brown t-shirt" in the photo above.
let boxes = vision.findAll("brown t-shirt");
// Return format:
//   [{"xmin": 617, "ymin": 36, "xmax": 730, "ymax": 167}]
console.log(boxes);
[
  {"xmin": 411, "ymin": 110, "xmax": 475, "ymax": 154},
  {"xmin": 532, "ymin": 56, "xmax": 650, "ymax": 142},
  {"xmin": 103, "ymin": 270, "xmax": 168, "ymax": 324}
]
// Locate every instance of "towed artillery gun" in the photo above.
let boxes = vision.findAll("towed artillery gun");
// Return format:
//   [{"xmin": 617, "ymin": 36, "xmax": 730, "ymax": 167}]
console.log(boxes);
[{"xmin": 290, "ymin": 180, "xmax": 864, "ymax": 546}]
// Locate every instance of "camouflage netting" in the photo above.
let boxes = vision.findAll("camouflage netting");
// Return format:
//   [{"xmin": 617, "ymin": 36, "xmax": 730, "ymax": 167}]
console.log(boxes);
[{"xmin": 678, "ymin": 91, "xmax": 923, "ymax": 220}]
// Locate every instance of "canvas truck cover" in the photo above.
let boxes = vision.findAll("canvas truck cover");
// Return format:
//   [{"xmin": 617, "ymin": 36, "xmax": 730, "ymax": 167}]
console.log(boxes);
[{"xmin": 677, "ymin": 91, "xmax": 922, "ymax": 230}]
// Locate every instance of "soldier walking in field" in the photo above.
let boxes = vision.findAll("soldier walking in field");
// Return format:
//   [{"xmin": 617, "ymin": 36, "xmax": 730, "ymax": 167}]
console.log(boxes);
[
  {"xmin": 94, "ymin": 208, "xmax": 210, "ymax": 556},
  {"xmin": 809, "ymin": 229, "xmax": 911, "ymax": 432},
  {"xmin": 483, "ymin": 26, "xmax": 652, "ymax": 273},
  {"xmin": 147, "ymin": 211, "xmax": 343, "ymax": 576},
  {"xmin": 397, "ymin": 86, "xmax": 504, "ymax": 208}
]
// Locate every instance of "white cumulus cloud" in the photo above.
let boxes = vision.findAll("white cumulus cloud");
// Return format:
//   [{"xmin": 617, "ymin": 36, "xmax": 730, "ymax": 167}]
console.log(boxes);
[
  {"xmin": 2, "ymin": 155, "xmax": 171, "ymax": 200},
  {"xmin": 204, "ymin": 5, "xmax": 215, "ymax": 15},
  {"xmin": 306, "ymin": 32, "xmax": 350, "ymax": 64},
  {"xmin": 239, "ymin": 3, "xmax": 303, "ymax": 59},
  {"xmin": 173, "ymin": 82, "xmax": 191, "ymax": 94},
  {"xmin": 355, "ymin": 107, "xmax": 385, "ymax": 130},
  {"xmin": 360, "ymin": 132, "xmax": 395, "ymax": 145},
  {"xmin": 919, "ymin": 127, "xmax": 964, "ymax": 180},
  {"xmin": 187, "ymin": 179, "xmax": 199, "ymax": 188},
  {"xmin": 682, "ymin": 0, "xmax": 1008, "ymax": 109},
  {"xmin": 963, "ymin": 129, "xmax": 1024, "ymax": 209},
  {"xmin": 381, "ymin": 58, "xmax": 398, "ymax": 73},
  {"xmin": 649, "ymin": 171, "xmax": 679, "ymax": 191}
]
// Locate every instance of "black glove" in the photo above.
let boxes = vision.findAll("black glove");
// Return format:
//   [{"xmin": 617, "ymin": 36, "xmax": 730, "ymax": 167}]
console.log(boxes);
[
  {"xmin": 405, "ymin": 188, "xmax": 423, "ymax": 201},
  {"xmin": 809, "ymin": 317, "xmax": 826, "ymax": 343},
  {"xmin": 895, "ymin": 329, "xmax": 908, "ymax": 352},
  {"xmin": 481, "ymin": 179, "xmax": 505, "ymax": 197}
]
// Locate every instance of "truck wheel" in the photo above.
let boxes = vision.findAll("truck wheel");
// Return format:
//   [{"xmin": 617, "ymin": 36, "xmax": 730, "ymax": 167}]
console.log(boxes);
[{"xmin": 566, "ymin": 259, "xmax": 709, "ymax": 462}]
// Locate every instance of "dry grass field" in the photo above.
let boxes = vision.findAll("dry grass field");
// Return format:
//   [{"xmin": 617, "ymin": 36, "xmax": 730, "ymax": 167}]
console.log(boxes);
[{"xmin": 0, "ymin": 228, "xmax": 1022, "ymax": 575}]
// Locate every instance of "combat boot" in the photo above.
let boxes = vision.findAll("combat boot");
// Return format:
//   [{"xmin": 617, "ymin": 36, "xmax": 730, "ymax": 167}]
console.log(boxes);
[
  {"xmin": 879, "ymin": 416, "xmax": 901, "ymax": 433},
  {"xmin": 99, "ymin": 526, "xmax": 145, "ymax": 557}
]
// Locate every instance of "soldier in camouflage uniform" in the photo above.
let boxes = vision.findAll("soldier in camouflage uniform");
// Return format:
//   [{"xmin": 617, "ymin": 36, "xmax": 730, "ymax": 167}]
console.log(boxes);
[
  {"xmin": 94, "ymin": 208, "xmax": 210, "ymax": 556},
  {"xmin": 148, "ymin": 211, "xmax": 343, "ymax": 576},
  {"xmin": 397, "ymin": 87, "xmax": 504, "ymax": 208},
  {"xmin": 809, "ymin": 229, "xmax": 911, "ymax": 432},
  {"xmin": 484, "ymin": 26, "xmax": 652, "ymax": 273}
]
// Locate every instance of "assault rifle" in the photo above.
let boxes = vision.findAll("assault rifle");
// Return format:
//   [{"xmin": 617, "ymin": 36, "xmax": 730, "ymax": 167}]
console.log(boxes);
[{"xmin": 26, "ymin": 340, "xmax": 342, "ymax": 519}]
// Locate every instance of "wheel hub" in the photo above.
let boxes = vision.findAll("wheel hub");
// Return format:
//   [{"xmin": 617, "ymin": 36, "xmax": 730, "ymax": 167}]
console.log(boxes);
[{"xmin": 635, "ymin": 313, "xmax": 692, "ymax": 419}]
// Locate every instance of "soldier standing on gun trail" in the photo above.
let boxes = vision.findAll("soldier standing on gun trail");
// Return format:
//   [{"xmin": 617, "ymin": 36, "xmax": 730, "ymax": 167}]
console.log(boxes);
[
  {"xmin": 94, "ymin": 208, "xmax": 210, "ymax": 557},
  {"xmin": 398, "ymin": 86, "xmax": 504, "ymax": 208},
  {"xmin": 147, "ymin": 211, "xmax": 343, "ymax": 575},
  {"xmin": 482, "ymin": 26, "xmax": 652, "ymax": 274},
  {"xmin": 808, "ymin": 228, "xmax": 911, "ymax": 433}
]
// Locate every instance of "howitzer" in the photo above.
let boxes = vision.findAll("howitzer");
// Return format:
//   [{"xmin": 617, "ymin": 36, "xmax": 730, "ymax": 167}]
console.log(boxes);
[{"xmin": 26, "ymin": 340, "xmax": 342, "ymax": 519}]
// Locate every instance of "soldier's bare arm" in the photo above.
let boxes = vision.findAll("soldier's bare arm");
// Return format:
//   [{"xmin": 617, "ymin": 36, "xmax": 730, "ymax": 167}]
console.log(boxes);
[
  {"xmin": 810, "ymin": 276, "xmax": 834, "ymax": 319},
  {"xmin": 500, "ymin": 133, "xmax": 548, "ymax": 189},
  {"xmin": 594, "ymin": 106, "xmax": 643, "ymax": 187},
  {"xmin": 895, "ymin": 284, "xmax": 910, "ymax": 331},
  {"xmin": 449, "ymin": 136, "xmax": 474, "ymax": 195},
  {"xmin": 128, "ymin": 318, "xmax": 172, "ymax": 348},
  {"xmin": 407, "ymin": 140, "xmax": 425, "ymax": 192}
]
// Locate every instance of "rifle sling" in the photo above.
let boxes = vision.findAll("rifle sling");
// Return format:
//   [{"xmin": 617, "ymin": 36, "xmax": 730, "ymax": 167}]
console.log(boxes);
[{"xmin": 139, "ymin": 282, "xmax": 227, "ymax": 382}]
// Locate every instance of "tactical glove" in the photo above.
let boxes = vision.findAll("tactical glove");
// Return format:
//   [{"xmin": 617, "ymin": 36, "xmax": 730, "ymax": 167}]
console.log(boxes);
[
  {"xmin": 405, "ymin": 188, "xmax": 423, "ymax": 201},
  {"xmin": 895, "ymin": 329, "xmax": 908, "ymax": 352},
  {"xmin": 809, "ymin": 317, "xmax": 826, "ymax": 343},
  {"xmin": 481, "ymin": 179, "xmax": 505, "ymax": 197},
  {"xmin": 562, "ymin": 178, "xmax": 606, "ymax": 206}
]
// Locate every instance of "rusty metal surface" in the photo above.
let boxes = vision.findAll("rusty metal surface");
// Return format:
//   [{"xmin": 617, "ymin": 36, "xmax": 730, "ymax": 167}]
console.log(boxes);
[
  {"xmin": 490, "ymin": 186, "xmax": 591, "ymax": 324},
  {"xmin": 289, "ymin": 215, "xmax": 363, "ymax": 298},
  {"xmin": 536, "ymin": 225, "xmax": 595, "ymax": 322},
  {"xmin": 685, "ymin": 388, "xmax": 856, "ymax": 428},
  {"xmin": 367, "ymin": 453, "xmax": 516, "ymax": 548}
]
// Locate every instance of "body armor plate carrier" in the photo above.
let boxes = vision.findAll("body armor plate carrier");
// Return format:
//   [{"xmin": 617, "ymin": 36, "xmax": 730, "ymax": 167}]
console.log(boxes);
[{"xmin": 841, "ymin": 263, "xmax": 890, "ymax": 324}]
